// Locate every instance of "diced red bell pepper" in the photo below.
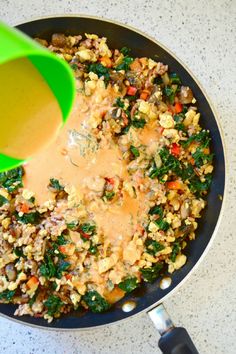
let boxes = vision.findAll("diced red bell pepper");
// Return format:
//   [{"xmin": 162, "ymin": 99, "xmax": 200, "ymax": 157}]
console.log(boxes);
[
  {"xmin": 105, "ymin": 177, "xmax": 115, "ymax": 185},
  {"xmin": 99, "ymin": 56, "xmax": 112, "ymax": 68},
  {"xmin": 166, "ymin": 181, "xmax": 182, "ymax": 190},
  {"xmin": 80, "ymin": 231, "xmax": 90, "ymax": 240},
  {"xmin": 26, "ymin": 276, "xmax": 39, "ymax": 290},
  {"xmin": 20, "ymin": 203, "xmax": 30, "ymax": 213},
  {"xmin": 65, "ymin": 274, "xmax": 72, "ymax": 280},
  {"xmin": 140, "ymin": 90, "xmax": 149, "ymax": 100},
  {"xmin": 175, "ymin": 102, "xmax": 183, "ymax": 113},
  {"xmin": 127, "ymin": 86, "xmax": 137, "ymax": 96},
  {"xmin": 59, "ymin": 244, "xmax": 75, "ymax": 256},
  {"xmin": 171, "ymin": 143, "xmax": 181, "ymax": 156}
]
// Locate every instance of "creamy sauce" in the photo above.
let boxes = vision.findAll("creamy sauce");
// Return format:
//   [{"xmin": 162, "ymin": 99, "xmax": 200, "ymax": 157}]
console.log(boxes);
[
  {"xmin": 23, "ymin": 85, "xmax": 155, "ymax": 245},
  {"xmin": 23, "ymin": 88, "xmax": 117, "ymax": 203},
  {"xmin": 0, "ymin": 57, "xmax": 62, "ymax": 159},
  {"xmin": 139, "ymin": 122, "xmax": 161, "ymax": 146}
]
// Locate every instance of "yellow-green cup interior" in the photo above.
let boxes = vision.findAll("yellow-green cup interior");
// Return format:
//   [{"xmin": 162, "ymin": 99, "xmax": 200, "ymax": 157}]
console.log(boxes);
[{"xmin": 0, "ymin": 21, "xmax": 76, "ymax": 172}]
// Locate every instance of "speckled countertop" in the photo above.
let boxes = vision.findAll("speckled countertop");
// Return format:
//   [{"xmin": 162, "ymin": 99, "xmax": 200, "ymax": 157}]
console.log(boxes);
[{"xmin": 0, "ymin": 1, "xmax": 236, "ymax": 353}]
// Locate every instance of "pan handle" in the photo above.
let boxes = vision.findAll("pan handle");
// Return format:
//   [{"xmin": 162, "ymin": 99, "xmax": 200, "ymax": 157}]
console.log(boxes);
[{"xmin": 148, "ymin": 304, "xmax": 199, "ymax": 354}]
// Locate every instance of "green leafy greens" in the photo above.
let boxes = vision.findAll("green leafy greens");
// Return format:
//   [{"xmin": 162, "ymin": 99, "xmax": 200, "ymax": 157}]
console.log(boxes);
[
  {"xmin": 44, "ymin": 295, "xmax": 64, "ymax": 316},
  {"xmin": 16, "ymin": 211, "xmax": 41, "ymax": 225},
  {"xmin": 0, "ymin": 167, "xmax": 23, "ymax": 192},
  {"xmin": 140, "ymin": 263, "xmax": 163, "ymax": 283},
  {"xmin": 118, "ymin": 277, "xmax": 139, "ymax": 293},
  {"xmin": 49, "ymin": 178, "xmax": 64, "ymax": 191},
  {"xmin": 130, "ymin": 145, "xmax": 140, "ymax": 158},
  {"xmin": 83, "ymin": 290, "xmax": 111, "ymax": 313},
  {"xmin": 88, "ymin": 62, "xmax": 110, "ymax": 84},
  {"xmin": 115, "ymin": 56, "xmax": 133, "ymax": 71},
  {"xmin": 145, "ymin": 239, "xmax": 164, "ymax": 255},
  {"xmin": 0, "ymin": 195, "xmax": 8, "ymax": 207},
  {"xmin": 0, "ymin": 289, "xmax": 15, "ymax": 302}
]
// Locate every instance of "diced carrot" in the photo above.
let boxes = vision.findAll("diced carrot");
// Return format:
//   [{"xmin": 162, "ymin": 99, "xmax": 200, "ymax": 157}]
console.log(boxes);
[
  {"xmin": 20, "ymin": 203, "xmax": 29, "ymax": 213},
  {"xmin": 101, "ymin": 111, "xmax": 107, "ymax": 119},
  {"xmin": 104, "ymin": 287, "xmax": 125, "ymax": 304},
  {"xmin": 99, "ymin": 56, "xmax": 112, "ymax": 68},
  {"xmin": 59, "ymin": 244, "xmax": 75, "ymax": 256},
  {"xmin": 65, "ymin": 274, "xmax": 72, "ymax": 280},
  {"xmin": 175, "ymin": 102, "xmax": 183, "ymax": 113},
  {"xmin": 190, "ymin": 157, "xmax": 195, "ymax": 165},
  {"xmin": 80, "ymin": 232, "xmax": 90, "ymax": 240},
  {"xmin": 130, "ymin": 59, "xmax": 142, "ymax": 71},
  {"xmin": 203, "ymin": 147, "xmax": 210, "ymax": 155},
  {"xmin": 139, "ymin": 57, "xmax": 148, "ymax": 66},
  {"xmin": 171, "ymin": 143, "xmax": 181, "ymax": 156},
  {"xmin": 26, "ymin": 276, "xmax": 39, "ymax": 289},
  {"xmin": 105, "ymin": 177, "xmax": 115, "ymax": 185},
  {"xmin": 127, "ymin": 86, "xmax": 137, "ymax": 96},
  {"xmin": 166, "ymin": 181, "xmax": 182, "ymax": 190},
  {"xmin": 140, "ymin": 90, "xmax": 149, "ymax": 100}
]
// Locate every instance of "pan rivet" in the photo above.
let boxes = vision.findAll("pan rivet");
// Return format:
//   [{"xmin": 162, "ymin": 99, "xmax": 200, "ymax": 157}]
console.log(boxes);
[
  {"xmin": 160, "ymin": 277, "xmax": 172, "ymax": 290},
  {"xmin": 122, "ymin": 300, "xmax": 136, "ymax": 312}
]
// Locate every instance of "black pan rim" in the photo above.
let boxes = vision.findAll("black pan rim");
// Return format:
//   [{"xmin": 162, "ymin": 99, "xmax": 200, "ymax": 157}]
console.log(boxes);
[{"xmin": 0, "ymin": 14, "xmax": 227, "ymax": 330}]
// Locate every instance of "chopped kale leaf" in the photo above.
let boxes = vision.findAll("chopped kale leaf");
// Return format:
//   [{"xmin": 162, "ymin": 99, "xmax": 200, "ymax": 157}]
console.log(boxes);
[
  {"xmin": 49, "ymin": 178, "xmax": 64, "ymax": 191},
  {"xmin": 155, "ymin": 219, "xmax": 170, "ymax": 231},
  {"xmin": 16, "ymin": 211, "xmax": 41, "ymax": 225},
  {"xmin": 115, "ymin": 56, "xmax": 134, "ymax": 71},
  {"xmin": 44, "ymin": 295, "xmax": 64, "ymax": 316},
  {"xmin": 153, "ymin": 76, "xmax": 163, "ymax": 85},
  {"xmin": 56, "ymin": 235, "xmax": 68, "ymax": 245},
  {"xmin": 181, "ymin": 130, "xmax": 211, "ymax": 148},
  {"xmin": 88, "ymin": 62, "xmax": 110, "ymax": 83},
  {"xmin": 67, "ymin": 221, "xmax": 79, "ymax": 230},
  {"xmin": 130, "ymin": 145, "xmax": 140, "ymax": 158},
  {"xmin": 0, "ymin": 195, "xmax": 8, "ymax": 207},
  {"xmin": 0, "ymin": 289, "xmax": 15, "ymax": 301},
  {"xmin": 0, "ymin": 167, "xmax": 23, "ymax": 192},
  {"xmin": 170, "ymin": 242, "xmax": 180, "ymax": 262},
  {"xmin": 148, "ymin": 205, "xmax": 163, "ymax": 217},
  {"xmin": 145, "ymin": 239, "xmax": 164, "ymax": 255},
  {"xmin": 120, "ymin": 47, "xmax": 131, "ymax": 56},
  {"xmin": 163, "ymin": 86, "xmax": 176, "ymax": 104},
  {"xmin": 13, "ymin": 247, "xmax": 24, "ymax": 258},
  {"xmin": 88, "ymin": 243, "xmax": 98, "ymax": 255},
  {"xmin": 170, "ymin": 72, "xmax": 181, "ymax": 85},
  {"xmin": 140, "ymin": 263, "xmax": 163, "ymax": 283},
  {"xmin": 80, "ymin": 223, "xmax": 96, "ymax": 235},
  {"xmin": 192, "ymin": 148, "xmax": 213, "ymax": 168},
  {"xmin": 118, "ymin": 277, "xmax": 139, "ymax": 293},
  {"xmin": 83, "ymin": 290, "xmax": 111, "ymax": 313},
  {"xmin": 40, "ymin": 254, "xmax": 56, "ymax": 279},
  {"xmin": 116, "ymin": 97, "xmax": 125, "ymax": 108},
  {"xmin": 131, "ymin": 118, "xmax": 146, "ymax": 128},
  {"xmin": 103, "ymin": 191, "xmax": 115, "ymax": 201}
]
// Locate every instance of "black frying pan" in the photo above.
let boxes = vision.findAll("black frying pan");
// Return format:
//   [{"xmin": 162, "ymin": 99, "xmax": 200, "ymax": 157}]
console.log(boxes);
[{"xmin": 0, "ymin": 16, "xmax": 225, "ymax": 354}]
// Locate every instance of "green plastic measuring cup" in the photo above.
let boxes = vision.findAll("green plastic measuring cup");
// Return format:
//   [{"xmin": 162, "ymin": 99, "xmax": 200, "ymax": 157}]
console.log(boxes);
[{"xmin": 0, "ymin": 21, "xmax": 76, "ymax": 172}]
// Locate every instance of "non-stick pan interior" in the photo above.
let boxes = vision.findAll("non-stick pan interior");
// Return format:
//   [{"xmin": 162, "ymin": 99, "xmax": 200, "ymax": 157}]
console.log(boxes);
[{"xmin": 0, "ymin": 17, "xmax": 225, "ymax": 329}]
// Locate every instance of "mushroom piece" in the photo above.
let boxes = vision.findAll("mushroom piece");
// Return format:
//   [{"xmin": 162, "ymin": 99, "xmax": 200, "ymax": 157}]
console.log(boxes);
[
  {"xmin": 5, "ymin": 263, "xmax": 17, "ymax": 281},
  {"xmin": 179, "ymin": 86, "xmax": 194, "ymax": 104},
  {"xmin": 180, "ymin": 200, "xmax": 191, "ymax": 219},
  {"xmin": 51, "ymin": 33, "xmax": 67, "ymax": 48}
]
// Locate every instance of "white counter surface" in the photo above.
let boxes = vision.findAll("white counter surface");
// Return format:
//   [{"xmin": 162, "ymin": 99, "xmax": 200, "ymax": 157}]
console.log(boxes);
[{"xmin": 0, "ymin": 1, "xmax": 235, "ymax": 353}]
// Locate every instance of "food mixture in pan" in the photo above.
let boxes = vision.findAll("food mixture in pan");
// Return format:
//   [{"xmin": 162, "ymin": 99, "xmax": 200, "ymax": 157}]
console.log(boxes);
[{"xmin": 0, "ymin": 33, "xmax": 213, "ymax": 321}]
